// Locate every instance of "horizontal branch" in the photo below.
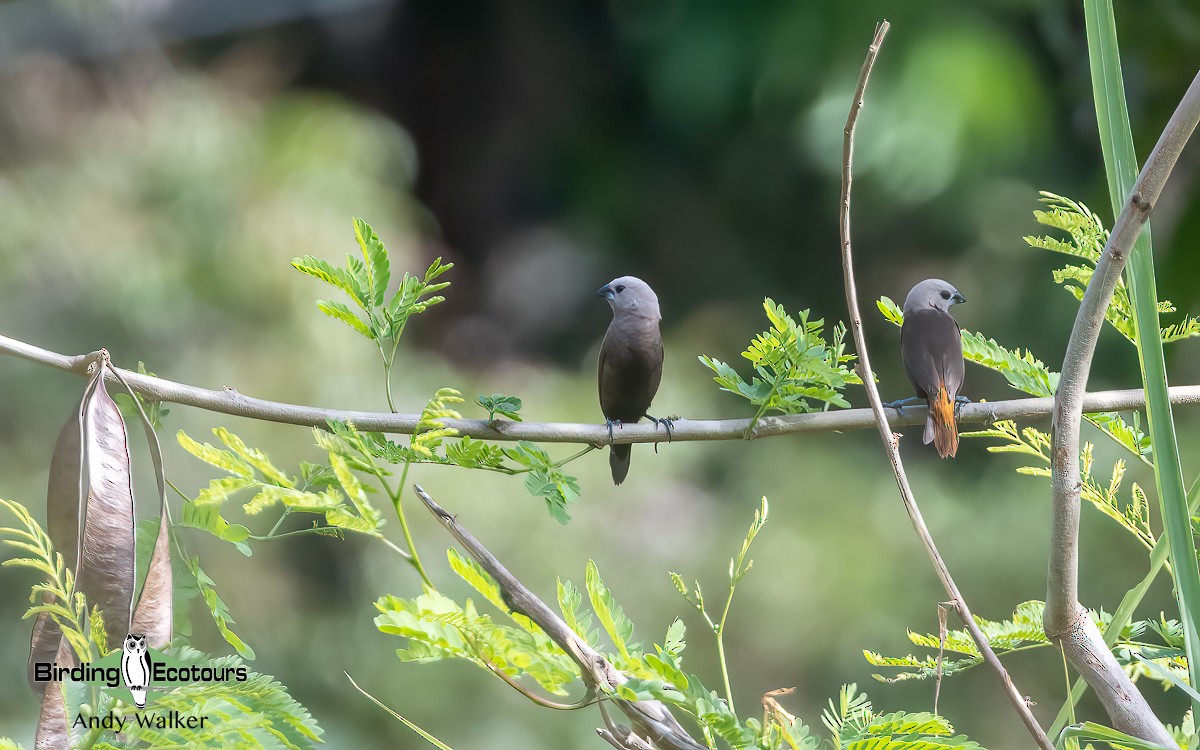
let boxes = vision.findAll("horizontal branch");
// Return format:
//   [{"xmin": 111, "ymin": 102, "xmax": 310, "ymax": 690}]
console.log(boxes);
[{"xmin": 3, "ymin": 333, "xmax": 1199, "ymax": 444}]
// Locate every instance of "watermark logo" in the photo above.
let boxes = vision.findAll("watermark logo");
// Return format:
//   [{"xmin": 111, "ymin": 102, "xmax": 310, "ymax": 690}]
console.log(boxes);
[
  {"xmin": 120, "ymin": 633, "xmax": 151, "ymax": 709},
  {"xmin": 32, "ymin": 634, "xmax": 248, "ymax": 732}
]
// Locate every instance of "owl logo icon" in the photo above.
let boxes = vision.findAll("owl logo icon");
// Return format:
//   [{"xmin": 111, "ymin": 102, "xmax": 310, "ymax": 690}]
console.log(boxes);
[{"xmin": 120, "ymin": 634, "xmax": 151, "ymax": 709}]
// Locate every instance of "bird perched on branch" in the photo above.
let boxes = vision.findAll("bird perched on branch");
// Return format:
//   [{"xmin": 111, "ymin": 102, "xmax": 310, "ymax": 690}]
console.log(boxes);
[
  {"xmin": 890, "ymin": 279, "xmax": 967, "ymax": 458},
  {"xmin": 597, "ymin": 276, "xmax": 669, "ymax": 485}
]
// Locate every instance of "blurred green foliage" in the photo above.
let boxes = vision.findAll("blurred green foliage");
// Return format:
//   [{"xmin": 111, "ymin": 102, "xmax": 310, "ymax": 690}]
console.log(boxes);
[{"xmin": 0, "ymin": 2, "xmax": 1198, "ymax": 749}]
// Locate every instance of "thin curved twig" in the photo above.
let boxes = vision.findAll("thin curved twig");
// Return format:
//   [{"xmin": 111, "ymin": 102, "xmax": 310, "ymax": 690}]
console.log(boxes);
[{"xmin": 836, "ymin": 20, "xmax": 1053, "ymax": 750}]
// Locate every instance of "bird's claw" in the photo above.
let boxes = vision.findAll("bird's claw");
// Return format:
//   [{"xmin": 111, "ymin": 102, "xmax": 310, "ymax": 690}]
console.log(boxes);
[
  {"xmin": 883, "ymin": 397, "xmax": 922, "ymax": 416},
  {"xmin": 954, "ymin": 395, "xmax": 972, "ymax": 417},
  {"xmin": 646, "ymin": 413, "xmax": 675, "ymax": 442},
  {"xmin": 605, "ymin": 419, "xmax": 623, "ymax": 445}
]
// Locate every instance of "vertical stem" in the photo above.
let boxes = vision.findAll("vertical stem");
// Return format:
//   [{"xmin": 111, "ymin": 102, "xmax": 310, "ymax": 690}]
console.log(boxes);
[
  {"xmin": 1086, "ymin": 0, "xmax": 1200, "ymax": 712},
  {"xmin": 716, "ymin": 596, "xmax": 736, "ymax": 715},
  {"xmin": 744, "ymin": 381, "xmax": 780, "ymax": 439},
  {"xmin": 382, "ymin": 354, "xmax": 397, "ymax": 414},
  {"xmin": 387, "ymin": 459, "xmax": 431, "ymax": 588}
]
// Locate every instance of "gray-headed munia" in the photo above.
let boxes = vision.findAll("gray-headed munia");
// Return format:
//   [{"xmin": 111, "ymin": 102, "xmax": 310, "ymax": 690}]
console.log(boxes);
[
  {"xmin": 899, "ymin": 278, "xmax": 966, "ymax": 459},
  {"xmin": 597, "ymin": 276, "xmax": 665, "ymax": 485}
]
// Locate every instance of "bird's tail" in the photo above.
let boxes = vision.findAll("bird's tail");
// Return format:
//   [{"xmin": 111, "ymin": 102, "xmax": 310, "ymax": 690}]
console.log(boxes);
[
  {"xmin": 923, "ymin": 386, "xmax": 958, "ymax": 459},
  {"xmin": 610, "ymin": 444, "xmax": 631, "ymax": 485}
]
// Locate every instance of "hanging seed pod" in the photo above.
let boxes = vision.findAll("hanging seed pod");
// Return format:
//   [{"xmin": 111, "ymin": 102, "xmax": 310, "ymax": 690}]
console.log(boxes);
[{"xmin": 31, "ymin": 354, "xmax": 174, "ymax": 748}]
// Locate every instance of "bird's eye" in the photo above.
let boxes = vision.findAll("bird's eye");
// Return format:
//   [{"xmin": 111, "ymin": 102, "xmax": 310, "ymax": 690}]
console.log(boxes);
[
  {"xmin": 615, "ymin": 284, "xmax": 626, "ymax": 293},
  {"xmin": 940, "ymin": 290, "xmax": 952, "ymax": 300}
]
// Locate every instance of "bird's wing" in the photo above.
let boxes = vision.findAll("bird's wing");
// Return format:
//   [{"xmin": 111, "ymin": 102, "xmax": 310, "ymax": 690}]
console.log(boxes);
[
  {"xmin": 942, "ymin": 317, "xmax": 965, "ymax": 399},
  {"xmin": 598, "ymin": 321, "xmax": 663, "ymax": 422},
  {"xmin": 597, "ymin": 329, "xmax": 611, "ymax": 412},
  {"xmin": 900, "ymin": 309, "xmax": 964, "ymax": 399}
]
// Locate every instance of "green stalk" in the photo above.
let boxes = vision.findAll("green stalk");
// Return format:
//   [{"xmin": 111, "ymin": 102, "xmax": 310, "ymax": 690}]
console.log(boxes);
[
  {"xmin": 389, "ymin": 457, "xmax": 432, "ymax": 588},
  {"xmin": 715, "ymin": 593, "xmax": 736, "ymax": 715},
  {"xmin": 1085, "ymin": 0, "xmax": 1200, "ymax": 716}
]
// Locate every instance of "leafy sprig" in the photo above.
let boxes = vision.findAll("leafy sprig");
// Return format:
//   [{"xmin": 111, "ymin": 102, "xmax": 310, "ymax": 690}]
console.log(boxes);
[
  {"xmin": 175, "ymin": 427, "xmax": 385, "ymax": 556},
  {"xmin": 1024, "ymin": 192, "xmax": 1200, "ymax": 345},
  {"xmin": 476, "ymin": 394, "xmax": 524, "ymax": 422},
  {"xmin": 964, "ymin": 421, "xmax": 1155, "ymax": 552},
  {"xmin": 865, "ymin": 599, "xmax": 1185, "ymax": 696},
  {"xmin": 0, "ymin": 497, "xmax": 91, "ymax": 662},
  {"xmin": 293, "ymin": 217, "xmax": 453, "ymax": 411},
  {"xmin": 821, "ymin": 684, "xmax": 982, "ymax": 749},
  {"xmin": 375, "ymin": 551, "xmax": 578, "ymax": 697},
  {"xmin": 330, "ymin": 394, "xmax": 583, "ymax": 525},
  {"xmin": 701, "ymin": 300, "xmax": 860, "ymax": 435}
]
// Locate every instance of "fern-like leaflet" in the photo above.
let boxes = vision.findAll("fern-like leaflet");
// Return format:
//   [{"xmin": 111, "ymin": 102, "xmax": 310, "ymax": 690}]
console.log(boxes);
[{"xmin": 701, "ymin": 300, "xmax": 860, "ymax": 435}]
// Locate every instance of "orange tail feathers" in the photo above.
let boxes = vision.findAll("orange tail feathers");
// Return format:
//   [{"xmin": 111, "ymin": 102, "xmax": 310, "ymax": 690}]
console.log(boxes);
[{"xmin": 924, "ymin": 387, "xmax": 958, "ymax": 459}]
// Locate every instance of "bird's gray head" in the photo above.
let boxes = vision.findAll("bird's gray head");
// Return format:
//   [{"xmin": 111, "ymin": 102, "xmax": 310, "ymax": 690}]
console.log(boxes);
[
  {"xmin": 903, "ymin": 278, "xmax": 965, "ymax": 314},
  {"xmin": 597, "ymin": 276, "xmax": 661, "ymax": 320}
]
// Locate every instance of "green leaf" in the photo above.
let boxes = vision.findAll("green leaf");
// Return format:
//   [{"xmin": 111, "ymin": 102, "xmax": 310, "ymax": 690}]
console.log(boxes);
[
  {"xmin": 354, "ymin": 217, "xmax": 391, "ymax": 307},
  {"xmin": 663, "ymin": 617, "xmax": 686, "ymax": 657},
  {"xmin": 504, "ymin": 441, "xmax": 580, "ymax": 523},
  {"xmin": 411, "ymin": 388, "xmax": 464, "ymax": 458},
  {"xmin": 585, "ymin": 560, "xmax": 635, "ymax": 660},
  {"xmin": 179, "ymin": 502, "xmax": 252, "ymax": 556},
  {"xmin": 329, "ymin": 453, "xmax": 384, "ymax": 536},
  {"xmin": 445, "ymin": 437, "xmax": 506, "ymax": 470},
  {"xmin": 1026, "ymin": 191, "xmax": 1199, "ymax": 345},
  {"xmin": 194, "ymin": 476, "xmax": 257, "ymax": 506},
  {"xmin": 317, "ymin": 299, "xmax": 374, "ymax": 339},
  {"xmin": 1056, "ymin": 722, "xmax": 1173, "ymax": 750},
  {"xmin": 557, "ymin": 578, "xmax": 597, "ymax": 645},
  {"xmin": 383, "ymin": 258, "xmax": 453, "ymax": 338},
  {"xmin": 346, "ymin": 255, "xmax": 372, "ymax": 310},
  {"xmin": 524, "ymin": 469, "xmax": 579, "ymax": 525},
  {"xmin": 242, "ymin": 485, "xmax": 344, "ymax": 516},
  {"xmin": 876, "ymin": 296, "xmax": 905, "ymax": 326},
  {"xmin": 292, "ymin": 254, "xmax": 368, "ymax": 310},
  {"xmin": 700, "ymin": 300, "xmax": 860, "ymax": 427},
  {"xmin": 183, "ymin": 558, "xmax": 255, "ymax": 659},
  {"xmin": 475, "ymin": 393, "xmax": 524, "ymax": 422},
  {"xmin": 1, "ymin": 497, "xmax": 92, "ymax": 672},
  {"xmin": 448, "ymin": 548, "xmax": 508, "ymax": 614},
  {"xmin": 214, "ymin": 428, "xmax": 293, "ymax": 488},
  {"xmin": 374, "ymin": 590, "xmax": 577, "ymax": 696},
  {"xmin": 1132, "ymin": 651, "xmax": 1200, "ymax": 704},
  {"xmin": 177, "ymin": 430, "xmax": 253, "ymax": 478}
]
